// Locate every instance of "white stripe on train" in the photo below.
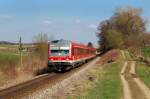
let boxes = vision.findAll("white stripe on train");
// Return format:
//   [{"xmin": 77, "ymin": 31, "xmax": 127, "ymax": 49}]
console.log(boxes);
[{"xmin": 50, "ymin": 55, "xmax": 96, "ymax": 63}]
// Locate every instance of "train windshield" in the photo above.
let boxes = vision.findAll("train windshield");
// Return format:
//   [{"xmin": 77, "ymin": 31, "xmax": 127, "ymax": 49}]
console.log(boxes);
[{"xmin": 50, "ymin": 50, "xmax": 69, "ymax": 56}]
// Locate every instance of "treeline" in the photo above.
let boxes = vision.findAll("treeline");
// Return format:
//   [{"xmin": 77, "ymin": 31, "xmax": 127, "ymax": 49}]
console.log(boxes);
[{"xmin": 97, "ymin": 7, "xmax": 150, "ymax": 55}]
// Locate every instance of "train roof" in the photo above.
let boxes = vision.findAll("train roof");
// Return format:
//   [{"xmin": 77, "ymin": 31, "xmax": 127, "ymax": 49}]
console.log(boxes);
[
  {"xmin": 50, "ymin": 40, "xmax": 71, "ymax": 47},
  {"xmin": 51, "ymin": 39, "xmax": 71, "ymax": 43},
  {"xmin": 50, "ymin": 39, "xmax": 96, "ymax": 50}
]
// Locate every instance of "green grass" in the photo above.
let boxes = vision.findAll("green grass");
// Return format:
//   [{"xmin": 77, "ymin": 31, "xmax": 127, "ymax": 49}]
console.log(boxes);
[
  {"xmin": 0, "ymin": 52, "xmax": 19, "ymax": 60},
  {"xmin": 136, "ymin": 62, "xmax": 150, "ymax": 88},
  {"xmin": 75, "ymin": 62, "xmax": 122, "ymax": 99},
  {"xmin": 141, "ymin": 47, "xmax": 150, "ymax": 57},
  {"xmin": 0, "ymin": 52, "xmax": 20, "ymax": 69},
  {"xmin": 0, "ymin": 44, "xmax": 18, "ymax": 48}
]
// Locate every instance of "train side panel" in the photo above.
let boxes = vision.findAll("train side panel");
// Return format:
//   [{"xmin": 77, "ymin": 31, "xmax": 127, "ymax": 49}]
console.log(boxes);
[
  {"xmin": 70, "ymin": 42, "xmax": 96, "ymax": 67},
  {"xmin": 48, "ymin": 40, "xmax": 96, "ymax": 72}
]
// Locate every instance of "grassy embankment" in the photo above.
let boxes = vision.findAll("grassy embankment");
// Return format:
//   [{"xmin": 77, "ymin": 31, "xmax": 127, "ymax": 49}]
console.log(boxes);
[
  {"xmin": 81, "ymin": 63, "xmax": 122, "ymax": 99},
  {"xmin": 68, "ymin": 50, "xmax": 123, "ymax": 99},
  {"xmin": 136, "ymin": 47, "xmax": 150, "ymax": 88}
]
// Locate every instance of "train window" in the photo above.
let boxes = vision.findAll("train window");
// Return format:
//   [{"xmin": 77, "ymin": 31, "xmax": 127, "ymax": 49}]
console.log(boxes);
[{"xmin": 50, "ymin": 50, "xmax": 69, "ymax": 56}]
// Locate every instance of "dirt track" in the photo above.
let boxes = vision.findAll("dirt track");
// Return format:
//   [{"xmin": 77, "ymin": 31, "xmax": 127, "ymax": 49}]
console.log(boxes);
[{"xmin": 121, "ymin": 61, "xmax": 150, "ymax": 99}]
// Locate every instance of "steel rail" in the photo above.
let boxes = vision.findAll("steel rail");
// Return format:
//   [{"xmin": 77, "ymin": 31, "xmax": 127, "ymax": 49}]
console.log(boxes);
[{"xmin": 0, "ymin": 73, "xmax": 55, "ymax": 97}]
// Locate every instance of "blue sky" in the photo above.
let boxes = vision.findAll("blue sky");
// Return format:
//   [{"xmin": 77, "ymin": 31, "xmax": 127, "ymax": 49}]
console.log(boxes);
[{"xmin": 0, "ymin": 0, "xmax": 150, "ymax": 45}]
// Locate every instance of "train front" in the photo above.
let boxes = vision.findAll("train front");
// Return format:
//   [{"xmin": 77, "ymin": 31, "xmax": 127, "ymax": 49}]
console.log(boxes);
[{"xmin": 48, "ymin": 40, "xmax": 73, "ymax": 72}]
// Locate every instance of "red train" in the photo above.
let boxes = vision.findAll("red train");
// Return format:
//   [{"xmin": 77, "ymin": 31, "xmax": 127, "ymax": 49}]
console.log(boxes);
[{"xmin": 48, "ymin": 40, "xmax": 96, "ymax": 72}]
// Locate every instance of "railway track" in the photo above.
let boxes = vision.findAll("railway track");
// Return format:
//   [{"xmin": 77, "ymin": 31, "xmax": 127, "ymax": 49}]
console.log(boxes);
[
  {"xmin": 0, "ymin": 58, "xmax": 99, "ymax": 99},
  {"xmin": 0, "ymin": 73, "xmax": 56, "ymax": 98}
]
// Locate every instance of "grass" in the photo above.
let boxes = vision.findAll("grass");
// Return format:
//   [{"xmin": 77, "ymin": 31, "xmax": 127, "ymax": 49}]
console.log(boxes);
[
  {"xmin": 0, "ymin": 51, "xmax": 20, "ymax": 85},
  {"xmin": 0, "ymin": 44, "xmax": 47, "ymax": 88},
  {"xmin": 141, "ymin": 47, "xmax": 150, "ymax": 57},
  {"xmin": 0, "ymin": 52, "xmax": 20, "ymax": 69},
  {"xmin": 74, "ymin": 62, "xmax": 122, "ymax": 99},
  {"xmin": 136, "ymin": 62, "xmax": 150, "ymax": 88},
  {"xmin": 0, "ymin": 44, "xmax": 18, "ymax": 47}
]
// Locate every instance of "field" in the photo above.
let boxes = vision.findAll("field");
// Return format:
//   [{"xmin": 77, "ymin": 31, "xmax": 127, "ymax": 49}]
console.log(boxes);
[
  {"xmin": 0, "ymin": 44, "xmax": 20, "ymax": 69},
  {"xmin": 0, "ymin": 44, "xmax": 28, "ymax": 69},
  {"xmin": 0, "ymin": 52, "xmax": 20, "ymax": 69}
]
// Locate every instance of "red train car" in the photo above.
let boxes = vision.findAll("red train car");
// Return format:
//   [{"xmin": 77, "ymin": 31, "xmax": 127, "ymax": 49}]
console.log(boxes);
[{"xmin": 48, "ymin": 40, "xmax": 96, "ymax": 71}]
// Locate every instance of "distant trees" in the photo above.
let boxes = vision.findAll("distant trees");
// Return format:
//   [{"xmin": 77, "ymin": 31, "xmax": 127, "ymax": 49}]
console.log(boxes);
[
  {"xmin": 87, "ymin": 42, "xmax": 93, "ymax": 47},
  {"xmin": 97, "ymin": 7, "xmax": 148, "ymax": 54}
]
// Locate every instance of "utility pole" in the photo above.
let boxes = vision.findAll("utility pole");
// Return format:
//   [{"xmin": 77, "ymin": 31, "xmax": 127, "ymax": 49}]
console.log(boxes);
[{"xmin": 19, "ymin": 36, "xmax": 23, "ymax": 67}]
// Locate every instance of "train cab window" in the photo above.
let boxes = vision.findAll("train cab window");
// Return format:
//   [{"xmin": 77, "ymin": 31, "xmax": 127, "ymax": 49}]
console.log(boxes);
[{"xmin": 50, "ymin": 50, "xmax": 69, "ymax": 56}]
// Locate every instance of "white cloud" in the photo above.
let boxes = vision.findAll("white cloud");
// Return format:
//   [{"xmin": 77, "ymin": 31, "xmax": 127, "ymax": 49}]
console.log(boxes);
[
  {"xmin": 42, "ymin": 20, "xmax": 53, "ymax": 26},
  {"xmin": 88, "ymin": 24, "xmax": 97, "ymax": 29}
]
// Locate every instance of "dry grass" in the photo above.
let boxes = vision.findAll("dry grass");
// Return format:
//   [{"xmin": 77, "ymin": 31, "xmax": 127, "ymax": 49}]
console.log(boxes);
[
  {"xmin": 0, "ymin": 51, "xmax": 48, "ymax": 89},
  {"xmin": 19, "ymin": 54, "xmax": 48, "ymax": 75},
  {"xmin": 0, "ymin": 41, "xmax": 49, "ymax": 89}
]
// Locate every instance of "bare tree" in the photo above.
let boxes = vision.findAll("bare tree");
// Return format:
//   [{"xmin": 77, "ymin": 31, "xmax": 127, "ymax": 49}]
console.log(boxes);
[{"xmin": 33, "ymin": 33, "xmax": 48, "ymax": 60}]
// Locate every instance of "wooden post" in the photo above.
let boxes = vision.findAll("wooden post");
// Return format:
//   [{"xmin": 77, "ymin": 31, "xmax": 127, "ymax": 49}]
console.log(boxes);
[{"xmin": 19, "ymin": 36, "xmax": 23, "ymax": 67}]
